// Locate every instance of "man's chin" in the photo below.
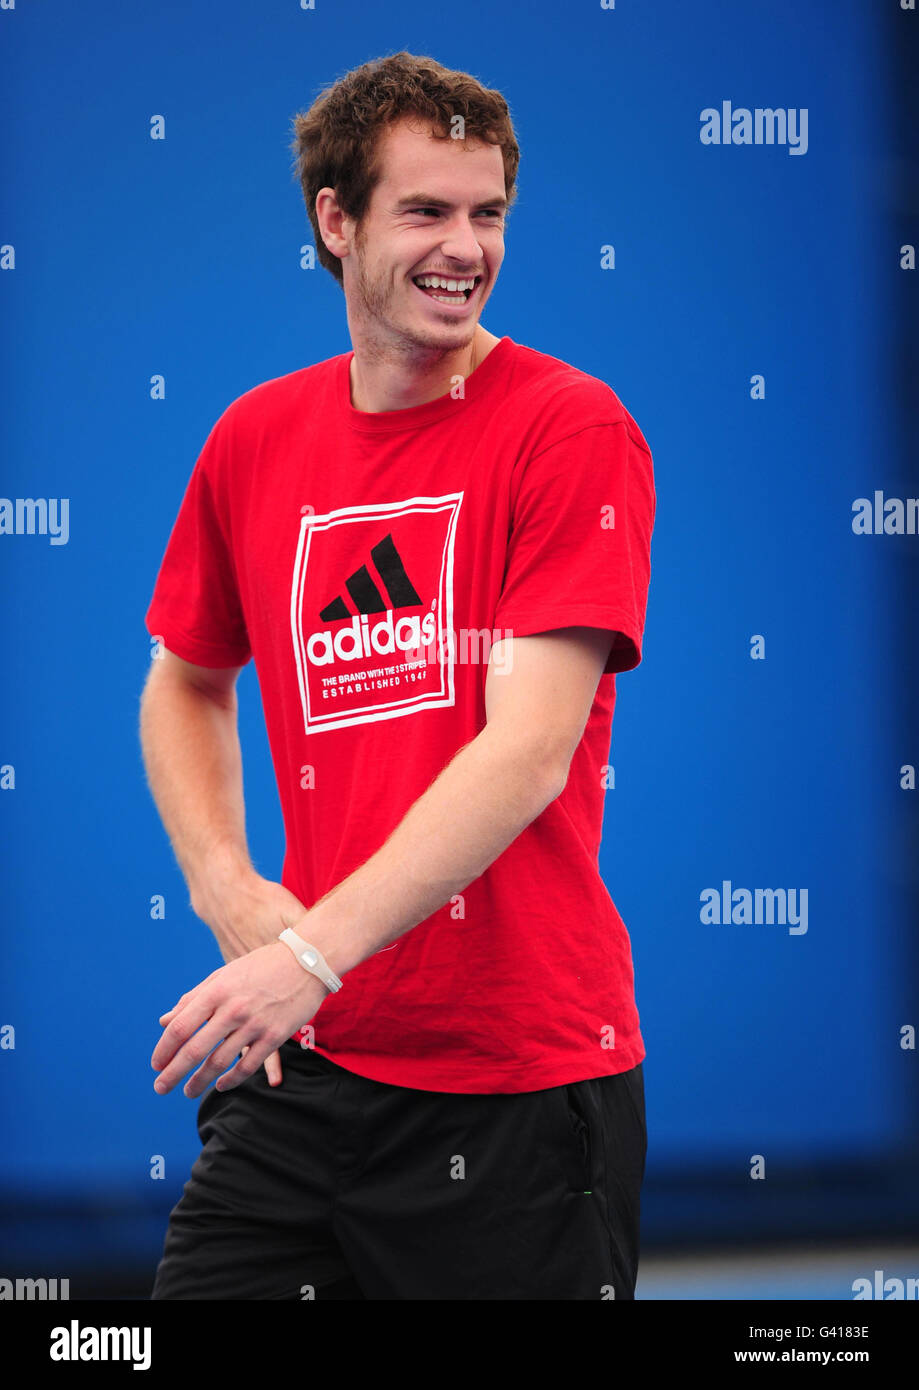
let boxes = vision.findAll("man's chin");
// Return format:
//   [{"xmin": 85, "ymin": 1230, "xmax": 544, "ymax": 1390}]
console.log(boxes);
[
  {"xmin": 353, "ymin": 297, "xmax": 479, "ymax": 356},
  {"xmin": 402, "ymin": 312, "xmax": 477, "ymax": 351}
]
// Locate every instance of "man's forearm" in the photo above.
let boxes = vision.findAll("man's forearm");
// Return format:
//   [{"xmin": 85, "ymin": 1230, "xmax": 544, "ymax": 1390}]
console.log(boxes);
[
  {"xmin": 139, "ymin": 668, "xmax": 566, "ymax": 983},
  {"xmin": 297, "ymin": 726, "xmax": 565, "ymax": 980},
  {"xmin": 139, "ymin": 672, "xmax": 253, "ymax": 911}
]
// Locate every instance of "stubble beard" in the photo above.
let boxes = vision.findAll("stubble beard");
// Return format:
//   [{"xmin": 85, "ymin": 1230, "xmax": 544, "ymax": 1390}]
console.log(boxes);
[{"xmin": 353, "ymin": 233, "xmax": 474, "ymax": 365}]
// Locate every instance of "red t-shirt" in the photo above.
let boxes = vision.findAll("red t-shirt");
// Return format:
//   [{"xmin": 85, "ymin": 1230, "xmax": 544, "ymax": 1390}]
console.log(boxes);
[{"xmin": 145, "ymin": 335, "xmax": 656, "ymax": 1093}]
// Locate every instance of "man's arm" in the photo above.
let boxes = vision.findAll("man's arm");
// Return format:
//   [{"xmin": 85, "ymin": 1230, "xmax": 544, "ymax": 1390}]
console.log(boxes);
[
  {"xmin": 139, "ymin": 649, "xmax": 247, "ymax": 920},
  {"xmin": 149, "ymin": 626, "xmax": 615, "ymax": 1098},
  {"xmin": 140, "ymin": 647, "xmax": 310, "ymax": 1086},
  {"xmin": 286, "ymin": 624, "xmax": 615, "ymax": 975},
  {"xmin": 139, "ymin": 648, "xmax": 310, "ymax": 955}
]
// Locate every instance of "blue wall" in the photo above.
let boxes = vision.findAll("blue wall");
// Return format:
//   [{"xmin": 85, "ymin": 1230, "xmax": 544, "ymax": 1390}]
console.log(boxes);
[{"xmin": 1, "ymin": 0, "xmax": 915, "ymax": 1263}]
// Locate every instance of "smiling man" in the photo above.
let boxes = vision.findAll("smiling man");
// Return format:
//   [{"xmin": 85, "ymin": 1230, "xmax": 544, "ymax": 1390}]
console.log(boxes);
[{"xmin": 141, "ymin": 51, "xmax": 656, "ymax": 1301}]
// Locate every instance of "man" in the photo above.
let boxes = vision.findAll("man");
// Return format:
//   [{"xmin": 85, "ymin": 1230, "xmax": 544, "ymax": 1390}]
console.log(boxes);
[{"xmin": 141, "ymin": 51, "xmax": 656, "ymax": 1301}]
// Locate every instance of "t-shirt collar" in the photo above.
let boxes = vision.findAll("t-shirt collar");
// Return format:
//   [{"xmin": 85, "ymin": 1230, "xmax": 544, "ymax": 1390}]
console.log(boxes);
[{"xmin": 338, "ymin": 335, "xmax": 513, "ymax": 434}]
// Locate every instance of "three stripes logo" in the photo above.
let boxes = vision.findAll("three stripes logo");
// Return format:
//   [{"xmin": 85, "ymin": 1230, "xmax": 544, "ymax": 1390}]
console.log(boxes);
[
  {"xmin": 290, "ymin": 494, "xmax": 463, "ymax": 734},
  {"xmin": 319, "ymin": 531, "xmax": 422, "ymax": 619}
]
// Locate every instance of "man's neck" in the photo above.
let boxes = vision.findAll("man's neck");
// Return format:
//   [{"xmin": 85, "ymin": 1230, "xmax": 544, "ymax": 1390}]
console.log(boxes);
[{"xmin": 347, "ymin": 326, "xmax": 502, "ymax": 413}]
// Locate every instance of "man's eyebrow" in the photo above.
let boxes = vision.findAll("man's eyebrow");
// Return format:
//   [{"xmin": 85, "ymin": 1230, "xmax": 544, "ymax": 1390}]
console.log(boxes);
[{"xmin": 394, "ymin": 193, "xmax": 508, "ymax": 211}]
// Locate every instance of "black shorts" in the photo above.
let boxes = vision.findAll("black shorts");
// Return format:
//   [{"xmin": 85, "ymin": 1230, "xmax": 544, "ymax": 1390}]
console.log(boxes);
[{"xmin": 150, "ymin": 1040, "xmax": 647, "ymax": 1301}]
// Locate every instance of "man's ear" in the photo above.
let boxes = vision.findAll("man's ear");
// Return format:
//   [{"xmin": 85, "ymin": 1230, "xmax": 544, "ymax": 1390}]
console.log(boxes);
[{"xmin": 315, "ymin": 187, "xmax": 350, "ymax": 263}]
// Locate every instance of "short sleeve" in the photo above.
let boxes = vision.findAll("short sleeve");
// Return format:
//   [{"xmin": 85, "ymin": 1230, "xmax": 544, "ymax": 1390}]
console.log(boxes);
[
  {"xmin": 144, "ymin": 413, "xmax": 252, "ymax": 668},
  {"xmin": 493, "ymin": 421, "xmax": 655, "ymax": 675}
]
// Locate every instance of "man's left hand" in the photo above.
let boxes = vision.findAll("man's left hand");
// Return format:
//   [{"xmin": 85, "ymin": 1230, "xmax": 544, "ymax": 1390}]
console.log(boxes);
[{"xmin": 152, "ymin": 942, "xmax": 327, "ymax": 1099}]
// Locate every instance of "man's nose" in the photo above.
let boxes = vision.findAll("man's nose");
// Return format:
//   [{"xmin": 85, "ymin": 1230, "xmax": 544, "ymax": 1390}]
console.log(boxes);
[{"xmin": 437, "ymin": 219, "xmax": 486, "ymax": 267}]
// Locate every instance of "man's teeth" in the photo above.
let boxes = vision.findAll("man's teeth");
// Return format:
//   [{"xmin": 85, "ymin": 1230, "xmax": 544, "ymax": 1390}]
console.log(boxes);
[
  {"xmin": 414, "ymin": 275, "xmax": 477, "ymax": 292},
  {"xmin": 413, "ymin": 275, "xmax": 477, "ymax": 302}
]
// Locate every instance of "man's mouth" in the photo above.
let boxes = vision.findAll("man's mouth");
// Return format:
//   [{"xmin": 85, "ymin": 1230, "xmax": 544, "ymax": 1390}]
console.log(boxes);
[{"xmin": 411, "ymin": 273, "xmax": 482, "ymax": 306}]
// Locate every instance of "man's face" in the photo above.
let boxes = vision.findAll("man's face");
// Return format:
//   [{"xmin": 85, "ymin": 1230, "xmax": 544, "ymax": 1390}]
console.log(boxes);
[{"xmin": 342, "ymin": 116, "xmax": 507, "ymax": 353}]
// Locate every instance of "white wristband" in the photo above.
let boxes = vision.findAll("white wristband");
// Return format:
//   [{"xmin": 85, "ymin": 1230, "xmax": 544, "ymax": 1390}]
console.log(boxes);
[{"xmin": 278, "ymin": 928, "xmax": 343, "ymax": 994}]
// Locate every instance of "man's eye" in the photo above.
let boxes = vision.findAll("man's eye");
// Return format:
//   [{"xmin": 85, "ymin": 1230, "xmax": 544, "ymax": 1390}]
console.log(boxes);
[{"xmin": 410, "ymin": 208, "xmax": 502, "ymax": 218}]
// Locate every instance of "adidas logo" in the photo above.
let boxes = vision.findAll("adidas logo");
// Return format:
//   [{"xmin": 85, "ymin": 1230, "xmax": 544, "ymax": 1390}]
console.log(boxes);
[{"xmin": 307, "ymin": 532, "xmax": 436, "ymax": 666}]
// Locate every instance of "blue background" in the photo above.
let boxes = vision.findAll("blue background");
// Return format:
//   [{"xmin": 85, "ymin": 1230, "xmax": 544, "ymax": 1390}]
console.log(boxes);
[{"xmin": 1, "ymin": 0, "xmax": 916, "ymax": 1285}]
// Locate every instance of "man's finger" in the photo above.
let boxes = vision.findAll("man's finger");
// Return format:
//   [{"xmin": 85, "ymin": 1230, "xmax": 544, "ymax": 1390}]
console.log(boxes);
[
  {"xmin": 158, "ymin": 987, "xmax": 196, "ymax": 1025},
  {"xmin": 182, "ymin": 1031, "xmax": 261, "ymax": 1099},
  {"xmin": 156, "ymin": 968, "xmax": 224, "ymax": 1028},
  {"xmin": 263, "ymin": 1049, "xmax": 283, "ymax": 1087},
  {"xmin": 151, "ymin": 992, "xmax": 221, "ymax": 1073},
  {"xmin": 214, "ymin": 1038, "xmax": 277, "ymax": 1092},
  {"xmin": 153, "ymin": 1011, "xmax": 238, "ymax": 1092}
]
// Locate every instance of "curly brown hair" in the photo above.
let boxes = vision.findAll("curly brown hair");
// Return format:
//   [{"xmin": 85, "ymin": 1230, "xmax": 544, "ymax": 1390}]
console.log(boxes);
[{"xmin": 289, "ymin": 51, "xmax": 520, "ymax": 289}]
